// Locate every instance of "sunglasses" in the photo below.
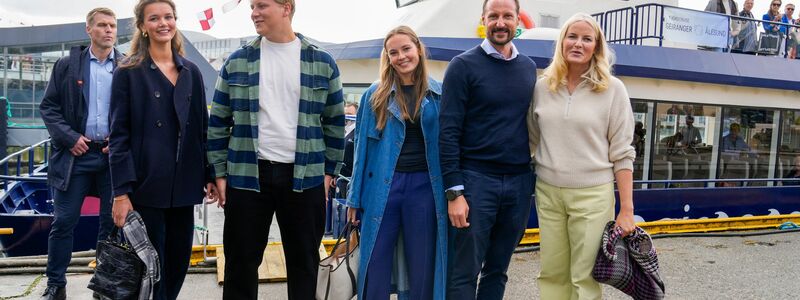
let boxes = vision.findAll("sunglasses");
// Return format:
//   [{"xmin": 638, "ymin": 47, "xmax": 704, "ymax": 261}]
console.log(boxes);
[{"xmin": 772, "ymin": 3, "xmax": 781, "ymax": 6}]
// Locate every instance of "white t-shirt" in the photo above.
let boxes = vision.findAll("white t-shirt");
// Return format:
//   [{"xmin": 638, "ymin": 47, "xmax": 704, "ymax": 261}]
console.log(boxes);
[{"xmin": 257, "ymin": 36, "xmax": 301, "ymax": 163}]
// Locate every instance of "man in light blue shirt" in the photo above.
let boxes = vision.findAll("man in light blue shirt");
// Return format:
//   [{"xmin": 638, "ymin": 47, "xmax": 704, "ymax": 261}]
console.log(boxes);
[{"xmin": 38, "ymin": 8, "xmax": 122, "ymax": 300}]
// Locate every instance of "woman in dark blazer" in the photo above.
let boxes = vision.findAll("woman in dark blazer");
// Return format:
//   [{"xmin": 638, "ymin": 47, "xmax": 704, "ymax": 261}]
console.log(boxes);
[{"xmin": 108, "ymin": 1, "xmax": 213, "ymax": 299}]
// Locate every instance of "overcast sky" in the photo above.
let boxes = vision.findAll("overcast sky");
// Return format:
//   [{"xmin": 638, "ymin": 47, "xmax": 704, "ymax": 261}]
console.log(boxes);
[{"xmin": 0, "ymin": 0, "xmax": 786, "ymax": 42}]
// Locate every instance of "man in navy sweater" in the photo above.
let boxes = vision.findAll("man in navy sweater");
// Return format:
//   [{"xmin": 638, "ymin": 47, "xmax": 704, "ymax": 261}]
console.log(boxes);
[{"xmin": 439, "ymin": 0, "xmax": 536, "ymax": 298}]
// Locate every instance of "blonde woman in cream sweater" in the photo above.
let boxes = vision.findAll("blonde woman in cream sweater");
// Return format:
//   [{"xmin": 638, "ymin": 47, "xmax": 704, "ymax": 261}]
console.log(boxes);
[{"xmin": 527, "ymin": 13, "xmax": 637, "ymax": 300}]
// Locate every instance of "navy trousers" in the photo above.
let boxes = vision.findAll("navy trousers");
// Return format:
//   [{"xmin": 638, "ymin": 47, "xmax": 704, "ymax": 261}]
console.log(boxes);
[
  {"xmin": 133, "ymin": 205, "xmax": 195, "ymax": 300},
  {"xmin": 365, "ymin": 172, "xmax": 436, "ymax": 300},
  {"xmin": 46, "ymin": 149, "xmax": 113, "ymax": 287},
  {"xmin": 447, "ymin": 169, "xmax": 533, "ymax": 300}
]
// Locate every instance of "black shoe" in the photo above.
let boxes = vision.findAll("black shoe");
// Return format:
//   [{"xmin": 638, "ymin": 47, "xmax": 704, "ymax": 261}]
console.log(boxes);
[{"xmin": 40, "ymin": 286, "xmax": 65, "ymax": 300}]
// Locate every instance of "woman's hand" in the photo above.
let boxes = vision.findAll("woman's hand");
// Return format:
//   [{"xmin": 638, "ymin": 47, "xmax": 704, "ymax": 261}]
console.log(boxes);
[
  {"xmin": 112, "ymin": 195, "xmax": 134, "ymax": 228},
  {"xmin": 615, "ymin": 209, "xmax": 636, "ymax": 237},
  {"xmin": 347, "ymin": 207, "xmax": 359, "ymax": 226}
]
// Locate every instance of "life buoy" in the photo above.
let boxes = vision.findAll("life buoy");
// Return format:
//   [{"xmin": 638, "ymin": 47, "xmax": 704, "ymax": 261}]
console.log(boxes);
[{"xmin": 520, "ymin": 9, "xmax": 535, "ymax": 29}]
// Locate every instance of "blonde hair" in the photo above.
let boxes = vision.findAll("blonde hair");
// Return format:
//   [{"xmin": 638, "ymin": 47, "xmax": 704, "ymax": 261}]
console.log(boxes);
[
  {"xmin": 542, "ymin": 13, "xmax": 615, "ymax": 93},
  {"xmin": 273, "ymin": 0, "xmax": 296, "ymax": 18},
  {"xmin": 123, "ymin": 0, "xmax": 185, "ymax": 68},
  {"xmin": 86, "ymin": 7, "xmax": 116, "ymax": 26},
  {"xmin": 370, "ymin": 26, "xmax": 429, "ymax": 131}
]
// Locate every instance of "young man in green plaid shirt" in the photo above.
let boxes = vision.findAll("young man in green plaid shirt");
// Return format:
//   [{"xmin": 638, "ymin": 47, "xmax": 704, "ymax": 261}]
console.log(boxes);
[{"xmin": 206, "ymin": 0, "xmax": 344, "ymax": 298}]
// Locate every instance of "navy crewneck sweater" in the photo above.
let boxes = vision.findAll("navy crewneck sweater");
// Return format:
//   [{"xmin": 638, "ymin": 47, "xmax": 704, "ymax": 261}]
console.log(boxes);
[{"xmin": 438, "ymin": 45, "xmax": 536, "ymax": 189}]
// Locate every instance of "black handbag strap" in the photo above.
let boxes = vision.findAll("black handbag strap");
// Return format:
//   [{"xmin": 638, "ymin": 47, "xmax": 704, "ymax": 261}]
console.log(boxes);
[{"xmin": 323, "ymin": 222, "xmax": 359, "ymax": 300}]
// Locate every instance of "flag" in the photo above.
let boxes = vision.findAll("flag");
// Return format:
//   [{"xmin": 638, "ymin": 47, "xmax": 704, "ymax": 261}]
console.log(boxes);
[
  {"xmin": 222, "ymin": 0, "xmax": 242, "ymax": 13},
  {"xmin": 197, "ymin": 8, "xmax": 215, "ymax": 31}
]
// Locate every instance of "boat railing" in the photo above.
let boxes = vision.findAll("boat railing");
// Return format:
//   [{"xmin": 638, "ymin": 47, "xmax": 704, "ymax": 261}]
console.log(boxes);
[
  {"xmin": 591, "ymin": 3, "xmax": 800, "ymax": 56},
  {"xmin": 0, "ymin": 138, "xmax": 50, "ymax": 191}
]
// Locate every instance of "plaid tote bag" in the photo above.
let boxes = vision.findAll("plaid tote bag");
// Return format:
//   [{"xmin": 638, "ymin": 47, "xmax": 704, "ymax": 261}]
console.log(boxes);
[{"xmin": 592, "ymin": 221, "xmax": 665, "ymax": 300}]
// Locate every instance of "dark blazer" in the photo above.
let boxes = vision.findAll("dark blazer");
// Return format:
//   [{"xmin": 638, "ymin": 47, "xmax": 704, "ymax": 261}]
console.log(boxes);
[
  {"xmin": 39, "ymin": 46, "xmax": 122, "ymax": 191},
  {"xmin": 108, "ymin": 53, "xmax": 209, "ymax": 208}
]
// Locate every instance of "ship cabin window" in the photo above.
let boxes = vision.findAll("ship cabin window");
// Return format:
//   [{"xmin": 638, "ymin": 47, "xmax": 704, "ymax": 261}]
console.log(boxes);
[
  {"xmin": 633, "ymin": 100, "xmax": 797, "ymax": 189},
  {"xmin": 650, "ymin": 103, "xmax": 720, "ymax": 188},
  {"xmin": 779, "ymin": 110, "xmax": 800, "ymax": 186},
  {"xmin": 718, "ymin": 108, "xmax": 779, "ymax": 187}
]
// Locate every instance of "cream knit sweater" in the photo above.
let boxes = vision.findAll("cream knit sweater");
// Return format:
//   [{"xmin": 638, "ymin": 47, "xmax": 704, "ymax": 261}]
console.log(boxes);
[{"xmin": 527, "ymin": 76, "xmax": 636, "ymax": 188}]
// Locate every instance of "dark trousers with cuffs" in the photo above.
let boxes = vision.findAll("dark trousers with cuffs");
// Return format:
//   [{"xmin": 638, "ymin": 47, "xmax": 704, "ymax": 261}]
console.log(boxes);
[
  {"xmin": 447, "ymin": 169, "xmax": 533, "ymax": 300},
  {"xmin": 46, "ymin": 149, "xmax": 113, "ymax": 288},
  {"xmin": 223, "ymin": 160, "xmax": 326, "ymax": 300},
  {"xmin": 133, "ymin": 204, "xmax": 195, "ymax": 300}
]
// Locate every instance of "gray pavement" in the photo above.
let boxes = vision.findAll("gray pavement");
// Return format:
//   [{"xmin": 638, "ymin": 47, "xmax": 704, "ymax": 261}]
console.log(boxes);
[{"xmin": 3, "ymin": 204, "xmax": 800, "ymax": 299}]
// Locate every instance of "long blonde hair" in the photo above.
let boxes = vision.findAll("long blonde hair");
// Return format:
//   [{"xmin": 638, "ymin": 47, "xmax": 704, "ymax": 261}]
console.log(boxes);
[
  {"xmin": 123, "ymin": 0, "xmax": 185, "ymax": 68},
  {"xmin": 542, "ymin": 13, "xmax": 614, "ymax": 93},
  {"xmin": 371, "ymin": 26, "xmax": 429, "ymax": 131}
]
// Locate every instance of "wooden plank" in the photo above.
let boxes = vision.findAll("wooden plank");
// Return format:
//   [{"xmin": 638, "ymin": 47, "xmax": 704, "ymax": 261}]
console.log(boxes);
[
  {"xmin": 216, "ymin": 243, "xmax": 329, "ymax": 285},
  {"xmin": 216, "ymin": 246, "xmax": 226, "ymax": 285}
]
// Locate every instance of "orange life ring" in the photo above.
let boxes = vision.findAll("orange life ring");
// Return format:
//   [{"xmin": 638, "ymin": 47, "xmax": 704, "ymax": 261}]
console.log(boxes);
[{"xmin": 520, "ymin": 9, "xmax": 534, "ymax": 29}]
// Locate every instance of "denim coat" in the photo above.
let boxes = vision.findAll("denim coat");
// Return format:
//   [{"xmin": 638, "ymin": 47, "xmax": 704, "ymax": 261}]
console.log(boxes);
[{"xmin": 346, "ymin": 77, "xmax": 447, "ymax": 299}]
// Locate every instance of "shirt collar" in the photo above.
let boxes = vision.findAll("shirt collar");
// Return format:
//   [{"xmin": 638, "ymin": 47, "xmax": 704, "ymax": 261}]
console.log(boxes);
[
  {"xmin": 88, "ymin": 46, "xmax": 115, "ymax": 63},
  {"xmin": 480, "ymin": 39, "xmax": 518, "ymax": 61}
]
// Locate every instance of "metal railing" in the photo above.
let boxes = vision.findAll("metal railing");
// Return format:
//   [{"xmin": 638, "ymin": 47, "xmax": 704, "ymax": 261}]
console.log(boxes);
[
  {"xmin": 593, "ymin": 3, "xmax": 800, "ymax": 56},
  {"xmin": 0, "ymin": 138, "xmax": 50, "ymax": 191}
]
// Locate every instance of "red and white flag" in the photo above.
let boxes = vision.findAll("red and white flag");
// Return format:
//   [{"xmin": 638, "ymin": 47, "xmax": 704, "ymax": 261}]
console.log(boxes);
[
  {"xmin": 197, "ymin": 8, "xmax": 215, "ymax": 31},
  {"xmin": 222, "ymin": 0, "xmax": 242, "ymax": 13}
]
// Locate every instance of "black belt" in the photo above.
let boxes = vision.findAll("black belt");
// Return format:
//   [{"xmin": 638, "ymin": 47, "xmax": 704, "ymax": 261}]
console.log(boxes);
[
  {"xmin": 87, "ymin": 141, "xmax": 108, "ymax": 152},
  {"xmin": 258, "ymin": 159, "xmax": 292, "ymax": 166}
]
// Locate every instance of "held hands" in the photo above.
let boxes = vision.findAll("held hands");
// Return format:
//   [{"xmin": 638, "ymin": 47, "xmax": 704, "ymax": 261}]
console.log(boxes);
[
  {"xmin": 208, "ymin": 177, "xmax": 227, "ymax": 208},
  {"xmin": 615, "ymin": 209, "xmax": 636, "ymax": 237},
  {"xmin": 205, "ymin": 182, "xmax": 219, "ymax": 206},
  {"xmin": 448, "ymin": 195, "xmax": 470, "ymax": 228},
  {"xmin": 70, "ymin": 136, "xmax": 91, "ymax": 156},
  {"xmin": 112, "ymin": 195, "xmax": 134, "ymax": 228}
]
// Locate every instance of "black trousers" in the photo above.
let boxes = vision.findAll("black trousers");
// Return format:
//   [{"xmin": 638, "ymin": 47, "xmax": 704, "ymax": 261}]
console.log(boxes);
[
  {"xmin": 223, "ymin": 160, "xmax": 326, "ymax": 300},
  {"xmin": 133, "ymin": 205, "xmax": 195, "ymax": 300}
]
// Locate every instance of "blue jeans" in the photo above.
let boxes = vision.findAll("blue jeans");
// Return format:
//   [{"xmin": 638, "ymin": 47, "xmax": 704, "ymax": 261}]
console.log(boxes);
[
  {"xmin": 365, "ymin": 172, "xmax": 436, "ymax": 300},
  {"xmin": 46, "ymin": 150, "xmax": 113, "ymax": 287},
  {"xmin": 447, "ymin": 169, "xmax": 533, "ymax": 300}
]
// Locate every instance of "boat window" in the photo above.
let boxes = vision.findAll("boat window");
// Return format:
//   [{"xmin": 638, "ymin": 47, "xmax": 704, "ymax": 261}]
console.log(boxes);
[
  {"xmin": 631, "ymin": 100, "xmax": 651, "ymax": 188},
  {"xmin": 651, "ymin": 103, "xmax": 720, "ymax": 188},
  {"xmin": 718, "ymin": 107, "xmax": 780, "ymax": 186},
  {"xmin": 342, "ymin": 85, "xmax": 369, "ymax": 108},
  {"xmin": 779, "ymin": 110, "xmax": 800, "ymax": 186}
]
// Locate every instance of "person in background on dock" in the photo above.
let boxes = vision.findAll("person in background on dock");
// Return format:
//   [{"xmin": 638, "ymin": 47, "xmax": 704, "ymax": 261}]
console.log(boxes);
[
  {"xmin": 439, "ymin": 0, "xmax": 537, "ymax": 298},
  {"xmin": 205, "ymin": 0, "xmax": 345, "ymax": 299},
  {"xmin": 346, "ymin": 25, "xmax": 447, "ymax": 300},
  {"xmin": 108, "ymin": 1, "xmax": 213, "ymax": 299},
  {"xmin": 38, "ymin": 7, "xmax": 121, "ymax": 300},
  {"xmin": 527, "ymin": 13, "xmax": 637, "ymax": 300}
]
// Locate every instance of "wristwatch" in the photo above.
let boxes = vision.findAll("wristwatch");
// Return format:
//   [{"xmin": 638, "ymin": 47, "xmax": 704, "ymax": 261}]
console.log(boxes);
[{"xmin": 446, "ymin": 189, "xmax": 464, "ymax": 202}]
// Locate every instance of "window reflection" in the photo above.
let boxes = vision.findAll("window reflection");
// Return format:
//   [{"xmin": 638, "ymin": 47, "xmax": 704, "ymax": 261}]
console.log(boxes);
[
  {"xmin": 718, "ymin": 108, "xmax": 779, "ymax": 186},
  {"xmin": 779, "ymin": 110, "xmax": 800, "ymax": 186},
  {"xmin": 652, "ymin": 103, "xmax": 719, "ymax": 188}
]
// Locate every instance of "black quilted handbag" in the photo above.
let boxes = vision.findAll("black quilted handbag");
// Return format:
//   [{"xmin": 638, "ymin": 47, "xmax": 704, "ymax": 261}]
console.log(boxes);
[{"xmin": 87, "ymin": 229, "xmax": 144, "ymax": 300}]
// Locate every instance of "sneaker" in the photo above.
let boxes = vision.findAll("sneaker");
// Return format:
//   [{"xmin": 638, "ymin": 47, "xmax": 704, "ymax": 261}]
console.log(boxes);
[{"xmin": 40, "ymin": 286, "xmax": 66, "ymax": 300}]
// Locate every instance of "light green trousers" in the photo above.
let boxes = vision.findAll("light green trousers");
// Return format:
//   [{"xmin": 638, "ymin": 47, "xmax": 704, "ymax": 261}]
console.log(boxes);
[{"xmin": 535, "ymin": 179, "xmax": 615, "ymax": 300}]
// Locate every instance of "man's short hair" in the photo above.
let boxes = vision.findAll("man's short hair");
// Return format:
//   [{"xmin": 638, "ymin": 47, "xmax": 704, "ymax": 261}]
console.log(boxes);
[
  {"xmin": 272, "ymin": 0, "xmax": 296, "ymax": 18},
  {"xmin": 686, "ymin": 115, "xmax": 694, "ymax": 121},
  {"xmin": 346, "ymin": 102, "xmax": 359, "ymax": 110},
  {"xmin": 86, "ymin": 7, "xmax": 116, "ymax": 26},
  {"xmin": 482, "ymin": 0, "xmax": 520, "ymax": 15}
]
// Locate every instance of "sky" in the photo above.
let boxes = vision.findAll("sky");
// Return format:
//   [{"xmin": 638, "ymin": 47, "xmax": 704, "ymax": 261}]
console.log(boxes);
[{"xmin": 0, "ymin": 0, "xmax": 789, "ymax": 43}]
